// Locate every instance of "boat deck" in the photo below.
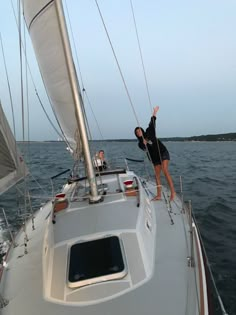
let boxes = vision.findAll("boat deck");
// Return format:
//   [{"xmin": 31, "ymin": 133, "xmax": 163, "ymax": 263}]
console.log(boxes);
[{"xmin": 0, "ymin": 172, "xmax": 206, "ymax": 315}]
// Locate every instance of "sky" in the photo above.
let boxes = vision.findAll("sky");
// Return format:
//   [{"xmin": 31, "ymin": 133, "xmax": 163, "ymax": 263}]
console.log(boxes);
[{"xmin": 0, "ymin": 0, "xmax": 235, "ymax": 141}]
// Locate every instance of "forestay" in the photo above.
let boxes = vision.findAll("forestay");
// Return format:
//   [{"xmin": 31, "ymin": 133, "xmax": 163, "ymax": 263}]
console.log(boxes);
[
  {"xmin": 0, "ymin": 103, "xmax": 27, "ymax": 195},
  {"xmin": 22, "ymin": 0, "xmax": 82, "ymax": 153}
]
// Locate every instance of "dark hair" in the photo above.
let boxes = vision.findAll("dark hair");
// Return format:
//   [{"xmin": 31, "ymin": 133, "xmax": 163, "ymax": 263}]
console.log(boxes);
[{"xmin": 134, "ymin": 127, "xmax": 145, "ymax": 140}]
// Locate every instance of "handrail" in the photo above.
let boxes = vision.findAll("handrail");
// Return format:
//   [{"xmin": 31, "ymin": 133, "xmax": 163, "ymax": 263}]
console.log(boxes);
[
  {"xmin": 125, "ymin": 157, "xmax": 151, "ymax": 181},
  {"xmin": 50, "ymin": 168, "xmax": 71, "ymax": 197},
  {"xmin": 50, "ymin": 168, "xmax": 70, "ymax": 180},
  {"xmin": 125, "ymin": 157, "xmax": 144, "ymax": 162}
]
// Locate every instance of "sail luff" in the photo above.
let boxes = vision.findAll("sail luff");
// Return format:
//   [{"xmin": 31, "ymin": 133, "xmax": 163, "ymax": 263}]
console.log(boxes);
[{"xmin": 21, "ymin": 0, "xmax": 78, "ymax": 151}]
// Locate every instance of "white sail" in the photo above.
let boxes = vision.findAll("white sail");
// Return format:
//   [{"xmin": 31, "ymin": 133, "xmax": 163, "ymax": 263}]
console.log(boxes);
[
  {"xmin": 22, "ymin": 0, "xmax": 100, "ymax": 200},
  {"xmin": 0, "ymin": 103, "xmax": 27, "ymax": 195},
  {"xmin": 22, "ymin": 0, "xmax": 82, "ymax": 152}
]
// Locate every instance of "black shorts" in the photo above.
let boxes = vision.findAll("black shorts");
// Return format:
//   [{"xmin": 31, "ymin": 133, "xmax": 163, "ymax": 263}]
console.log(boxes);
[{"xmin": 153, "ymin": 150, "xmax": 170, "ymax": 166}]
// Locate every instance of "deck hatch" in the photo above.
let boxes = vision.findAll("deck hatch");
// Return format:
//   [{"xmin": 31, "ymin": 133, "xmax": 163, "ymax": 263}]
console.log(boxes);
[{"xmin": 68, "ymin": 236, "xmax": 126, "ymax": 288}]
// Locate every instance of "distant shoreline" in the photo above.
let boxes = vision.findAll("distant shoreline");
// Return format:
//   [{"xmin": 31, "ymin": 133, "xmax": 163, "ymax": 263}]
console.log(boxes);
[{"xmin": 17, "ymin": 132, "xmax": 236, "ymax": 143}]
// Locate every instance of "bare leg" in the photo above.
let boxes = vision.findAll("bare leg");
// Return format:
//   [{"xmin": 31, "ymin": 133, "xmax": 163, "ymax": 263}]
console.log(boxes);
[
  {"xmin": 153, "ymin": 165, "xmax": 162, "ymax": 200},
  {"xmin": 161, "ymin": 160, "xmax": 176, "ymax": 201}
]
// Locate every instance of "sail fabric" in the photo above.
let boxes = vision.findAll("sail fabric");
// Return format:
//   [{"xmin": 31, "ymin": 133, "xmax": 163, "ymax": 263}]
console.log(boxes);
[
  {"xmin": 22, "ymin": 0, "xmax": 81, "ymax": 152},
  {"xmin": 0, "ymin": 104, "xmax": 27, "ymax": 195}
]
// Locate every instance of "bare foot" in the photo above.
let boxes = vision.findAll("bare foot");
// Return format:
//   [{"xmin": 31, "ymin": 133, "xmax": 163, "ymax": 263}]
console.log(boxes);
[
  {"xmin": 170, "ymin": 192, "xmax": 176, "ymax": 201},
  {"xmin": 152, "ymin": 195, "xmax": 162, "ymax": 201}
]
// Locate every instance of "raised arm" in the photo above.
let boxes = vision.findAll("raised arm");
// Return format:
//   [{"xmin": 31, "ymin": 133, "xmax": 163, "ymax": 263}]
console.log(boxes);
[{"xmin": 147, "ymin": 106, "xmax": 159, "ymax": 138}]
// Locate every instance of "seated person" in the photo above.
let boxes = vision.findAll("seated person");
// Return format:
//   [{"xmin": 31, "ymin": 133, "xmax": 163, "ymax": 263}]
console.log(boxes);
[{"xmin": 93, "ymin": 150, "xmax": 107, "ymax": 171}]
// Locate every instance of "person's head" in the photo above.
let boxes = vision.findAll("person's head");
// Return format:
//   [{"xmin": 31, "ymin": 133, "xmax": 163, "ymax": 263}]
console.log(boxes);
[
  {"xmin": 134, "ymin": 127, "xmax": 145, "ymax": 139},
  {"xmin": 98, "ymin": 150, "xmax": 105, "ymax": 159}
]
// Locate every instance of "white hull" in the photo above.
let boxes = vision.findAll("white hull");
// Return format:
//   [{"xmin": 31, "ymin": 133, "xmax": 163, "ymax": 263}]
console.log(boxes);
[{"xmin": 0, "ymin": 169, "xmax": 209, "ymax": 315}]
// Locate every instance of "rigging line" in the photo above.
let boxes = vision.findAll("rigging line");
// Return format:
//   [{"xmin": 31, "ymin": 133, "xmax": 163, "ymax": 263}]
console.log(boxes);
[
  {"xmin": 64, "ymin": 0, "xmax": 104, "ymax": 141},
  {"xmin": 130, "ymin": 0, "xmax": 152, "ymax": 113},
  {"xmin": 18, "ymin": 0, "xmax": 25, "ymax": 143},
  {"xmin": 27, "ymin": 173, "xmax": 47, "ymax": 195},
  {"xmin": 64, "ymin": 0, "xmax": 85, "ymax": 92},
  {"xmin": 22, "ymin": 13, "xmax": 32, "ymax": 167},
  {"xmin": 81, "ymin": 91, "xmax": 93, "ymax": 141},
  {"xmin": 129, "ymin": 2, "xmax": 164, "ymax": 175},
  {"xmin": 23, "ymin": 17, "xmax": 30, "ymax": 144},
  {"xmin": 0, "ymin": 34, "xmax": 16, "ymax": 138},
  {"xmin": 18, "ymin": 0, "xmax": 29, "ymax": 213},
  {"xmin": 83, "ymin": 89, "xmax": 104, "ymax": 140},
  {"xmin": 95, "ymin": 0, "xmax": 141, "ymax": 127},
  {"xmin": 36, "ymin": 87, "xmax": 71, "ymax": 150},
  {"xmin": 64, "ymin": 0, "xmax": 91, "ymax": 149},
  {"xmin": 35, "ymin": 91, "xmax": 69, "ymax": 143},
  {"xmin": 129, "ymin": 1, "xmax": 163, "ymax": 173},
  {"xmin": 11, "ymin": 0, "xmax": 72, "ymax": 152},
  {"xmin": 95, "ymin": 1, "xmax": 154, "ymax": 169},
  {"xmin": 64, "ymin": 0, "xmax": 92, "ymax": 145},
  {"xmin": 81, "ymin": 91, "xmax": 102, "ymax": 169}
]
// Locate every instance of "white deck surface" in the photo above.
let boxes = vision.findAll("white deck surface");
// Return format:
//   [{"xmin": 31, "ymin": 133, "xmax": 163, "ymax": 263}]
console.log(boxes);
[{"xmin": 0, "ymin": 173, "xmax": 205, "ymax": 315}]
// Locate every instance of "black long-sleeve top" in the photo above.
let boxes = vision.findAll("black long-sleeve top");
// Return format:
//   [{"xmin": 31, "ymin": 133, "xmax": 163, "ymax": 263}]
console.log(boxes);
[{"xmin": 138, "ymin": 116, "xmax": 168, "ymax": 165}]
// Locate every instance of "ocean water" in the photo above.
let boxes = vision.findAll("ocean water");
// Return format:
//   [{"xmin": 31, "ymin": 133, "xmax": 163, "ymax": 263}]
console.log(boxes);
[{"xmin": 0, "ymin": 141, "xmax": 235, "ymax": 314}]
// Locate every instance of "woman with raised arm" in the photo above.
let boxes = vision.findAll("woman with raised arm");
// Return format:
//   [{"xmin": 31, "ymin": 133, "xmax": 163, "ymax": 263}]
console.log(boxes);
[{"xmin": 134, "ymin": 106, "xmax": 175, "ymax": 201}]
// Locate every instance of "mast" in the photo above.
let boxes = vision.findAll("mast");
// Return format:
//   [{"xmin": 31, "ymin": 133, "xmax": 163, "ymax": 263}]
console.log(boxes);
[{"xmin": 55, "ymin": 0, "xmax": 100, "ymax": 203}]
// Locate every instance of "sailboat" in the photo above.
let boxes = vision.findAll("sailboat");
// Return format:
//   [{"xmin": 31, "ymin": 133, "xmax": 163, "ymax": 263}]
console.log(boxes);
[{"xmin": 0, "ymin": 1, "xmax": 221, "ymax": 314}]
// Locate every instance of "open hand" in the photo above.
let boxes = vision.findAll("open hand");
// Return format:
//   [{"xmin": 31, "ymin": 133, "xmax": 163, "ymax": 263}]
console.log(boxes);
[{"xmin": 153, "ymin": 106, "xmax": 159, "ymax": 116}]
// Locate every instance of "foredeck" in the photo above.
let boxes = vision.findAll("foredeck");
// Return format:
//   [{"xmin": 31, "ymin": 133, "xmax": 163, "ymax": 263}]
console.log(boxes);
[{"xmin": 0, "ymin": 173, "xmax": 206, "ymax": 315}]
